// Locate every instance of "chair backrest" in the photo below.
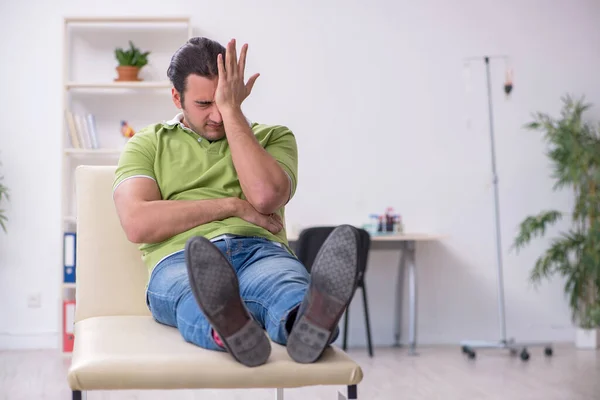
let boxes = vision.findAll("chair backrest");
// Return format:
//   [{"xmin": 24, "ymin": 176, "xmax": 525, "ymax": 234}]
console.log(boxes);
[
  {"xmin": 295, "ymin": 226, "xmax": 371, "ymax": 286},
  {"xmin": 74, "ymin": 165, "xmax": 151, "ymax": 323}
]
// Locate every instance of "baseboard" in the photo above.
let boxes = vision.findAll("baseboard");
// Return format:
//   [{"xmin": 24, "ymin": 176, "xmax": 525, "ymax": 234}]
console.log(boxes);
[
  {"xmin": 336, "ymin": 328, "xmax": 576, "ymax": 348},
  {"xmin": 0, "ymin": 332, "xmax": 58, "ymax": 350}
]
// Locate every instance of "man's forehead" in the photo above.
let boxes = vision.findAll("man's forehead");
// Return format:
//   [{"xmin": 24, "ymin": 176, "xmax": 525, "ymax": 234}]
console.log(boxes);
[{"xmin": 186, "ymin": 74, "xmax": 217, "ymax": 90}]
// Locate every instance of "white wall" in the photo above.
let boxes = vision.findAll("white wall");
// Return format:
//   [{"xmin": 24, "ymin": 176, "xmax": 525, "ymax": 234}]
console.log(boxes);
[{"xmin": 1, "ymin": 0, "xmax": 599, "ymax": 349}]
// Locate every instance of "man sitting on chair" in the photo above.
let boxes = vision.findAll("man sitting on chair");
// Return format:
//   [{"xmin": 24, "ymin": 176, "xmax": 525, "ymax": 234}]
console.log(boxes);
[{"xmin": 112, "ymin": 37, "xmax": 360, "ymax": 367}]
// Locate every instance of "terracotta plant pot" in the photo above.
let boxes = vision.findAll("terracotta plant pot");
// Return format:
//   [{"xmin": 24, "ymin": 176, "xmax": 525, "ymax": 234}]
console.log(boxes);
[{"xmin": 115, "ymin": 66, "xmax": 141, "ymax": 82}]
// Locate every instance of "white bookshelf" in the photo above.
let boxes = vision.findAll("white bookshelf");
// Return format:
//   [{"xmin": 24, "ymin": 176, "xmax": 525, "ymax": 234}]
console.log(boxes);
[
  {"xmin": 65, "ymin": 16, "xmax": 192, "ymax": 24},
  {"xmin": 60, "ymin": 16, "xmax": 192, "ymax": 356},
  {"xmin": 66, "ymin": 81, "xmax": 173, "ymax": 89}
]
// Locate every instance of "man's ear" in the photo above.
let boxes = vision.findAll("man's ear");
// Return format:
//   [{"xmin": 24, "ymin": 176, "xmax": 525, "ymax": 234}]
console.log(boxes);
[{"xmin": 172, "ymin": 87, "xmax": 183, "ymax": 109}]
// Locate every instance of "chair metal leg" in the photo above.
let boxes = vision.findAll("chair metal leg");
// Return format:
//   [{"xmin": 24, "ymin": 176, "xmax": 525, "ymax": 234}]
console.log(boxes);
[
  {"xmin": 361, "ymin": 285, "xmax": 374, "ymax": 357},
  {"xmin": 348, "ymin": 384, "xmax": 358, "ymax": 399},
  {"xmin": 72, "ymin": 391, "xmax": 84, "ymax": 400},
  {"xmin": 276, "ymin": 388, "xmax": 284, "ymax": 399},
  {"xmin": 342, "ymin": 308, "xmax": 350, "ymax": 351}
]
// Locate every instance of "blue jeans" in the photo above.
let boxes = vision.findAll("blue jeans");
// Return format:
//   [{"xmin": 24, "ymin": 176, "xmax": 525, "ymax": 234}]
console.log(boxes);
[{"xmin": 146, "ymin": 236, "xmax": 340, "ymax": 351}]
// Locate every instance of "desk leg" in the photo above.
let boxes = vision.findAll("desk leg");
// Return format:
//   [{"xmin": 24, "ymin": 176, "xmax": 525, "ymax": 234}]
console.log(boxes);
[
  {"xmin": 393, "ymin": 244, "xmax": 406, "ymax": 347},
  {"xmin": 407, "ymin": 240, "xmax": 418, "ymax": 356}
]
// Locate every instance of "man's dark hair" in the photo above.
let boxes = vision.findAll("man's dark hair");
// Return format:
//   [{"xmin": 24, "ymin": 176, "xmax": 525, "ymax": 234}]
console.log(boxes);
[{"xmin": 167, "ymin": 37, "xmax": 226, "ymax": 103}]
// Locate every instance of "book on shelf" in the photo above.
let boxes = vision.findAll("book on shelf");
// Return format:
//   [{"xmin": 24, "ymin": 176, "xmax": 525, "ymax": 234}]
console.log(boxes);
[{"xmin": 65, "ymin": 110, "xmax": 100, "ymax": 150}]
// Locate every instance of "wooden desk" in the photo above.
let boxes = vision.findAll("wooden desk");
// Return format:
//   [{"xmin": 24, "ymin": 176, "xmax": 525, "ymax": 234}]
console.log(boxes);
[{"xmin": 288, "ymin": 232, "xmax": 444, "ymax": 355}]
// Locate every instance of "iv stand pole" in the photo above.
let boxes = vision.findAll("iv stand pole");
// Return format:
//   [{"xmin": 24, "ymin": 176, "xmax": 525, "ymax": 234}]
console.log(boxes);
[{"xmin": 459, "ymin": 56, "xmax": 554, "ymax": 361}]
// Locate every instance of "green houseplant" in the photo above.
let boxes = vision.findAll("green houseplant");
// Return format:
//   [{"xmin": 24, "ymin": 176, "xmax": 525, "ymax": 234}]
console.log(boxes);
[
  {"xmin": 114, "ymin": 40, "xmax": 151, "ymax": 82},
  {"xmin": 513, "ymin": 95, "xmax": 600, "ymax": 347}
]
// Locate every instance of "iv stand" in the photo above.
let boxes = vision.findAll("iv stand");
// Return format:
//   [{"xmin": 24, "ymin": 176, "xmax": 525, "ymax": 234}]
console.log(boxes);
[{"xmin": 459, "ymin": 56, "xmax": 554, "ymax": 362}]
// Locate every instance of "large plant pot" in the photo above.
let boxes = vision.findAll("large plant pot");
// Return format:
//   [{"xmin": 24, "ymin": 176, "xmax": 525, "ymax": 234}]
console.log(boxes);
[
  {"xmin": 115, "ymin": 66, "xmax": 141, "ymax": 82},
  {"xmin": 575, "ymin": 327, "xmax": 600, "ymax": 349}
]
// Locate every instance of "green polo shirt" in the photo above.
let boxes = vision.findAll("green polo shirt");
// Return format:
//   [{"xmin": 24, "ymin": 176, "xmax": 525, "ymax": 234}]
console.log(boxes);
[{"xmin": 112, "ymin": 115, "xmax": 298, "ymax": 275}]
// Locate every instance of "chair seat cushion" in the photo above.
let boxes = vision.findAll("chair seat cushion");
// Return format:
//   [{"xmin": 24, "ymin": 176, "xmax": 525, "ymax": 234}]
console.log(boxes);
[{"xmin": 67, "ymin": 316, "xmax": 363, "ymax": 390}]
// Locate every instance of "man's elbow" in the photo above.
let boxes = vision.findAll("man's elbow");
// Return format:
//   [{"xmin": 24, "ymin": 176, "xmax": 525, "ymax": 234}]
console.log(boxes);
[
  {"xmin": 249, "ymin": 185, "xmax": 288, "ymax": 215},
  {"xmin": 124, "ymin": 224, "xmax": 145, "ymax": 244},
  {"xmin": 252, "ymin": 199, "xmax": 279, "ymax": 215},
  {"xmin": 120, "ymin": 215, "xmax": 148, "ymax": 244}
]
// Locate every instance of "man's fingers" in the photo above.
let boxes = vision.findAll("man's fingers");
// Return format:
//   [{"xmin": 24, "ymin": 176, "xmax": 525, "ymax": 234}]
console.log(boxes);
[
  {"xmin": 245, "ymin": 73, "xmax": 260, "ymax": 95},
  {"xmin": 227, "ymin": 39, "xmax": 237, "ymax": 77},
  {"xmin": 266, "ymin": 217, "xmax": 281, "ymax": 233},
  {"xmin": 238, "ymin": 43, "xmax": 248, "ymax": 81},
  {"xmin": 270, "ymin": 213, "xmax": 282, "ymax": 223},
  {"xmin": 263, "ymin": 214, "xmax": 281, "ymax": 233},
  {"xmin": 272, "ymin": 220, "xmax": 282, "ymax": 233},
  {"xmin": 217, "ymin": 53, "xmax": 226, "ymax": 79},
  {"xmin": 224, "ymin": 42, "xmax": 230, "ymax": 76}
]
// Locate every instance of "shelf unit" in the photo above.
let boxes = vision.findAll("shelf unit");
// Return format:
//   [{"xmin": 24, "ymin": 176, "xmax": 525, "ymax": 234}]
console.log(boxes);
[
  {"xmin": 66, "ymin": 81, "xmax": 173, "ymax": 89},
  {"xmin": 60, "ymin": 16, "xmax": 192, "ymax": 356}
]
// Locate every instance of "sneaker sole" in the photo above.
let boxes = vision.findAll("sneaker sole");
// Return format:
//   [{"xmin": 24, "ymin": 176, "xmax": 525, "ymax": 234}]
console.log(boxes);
[
  {"xmin": 185, "ymin": 236, "xmax": 271, "ymax": 367},
  {"xmin": 287, "ymin": 225, "xmax": 360, "ymax": 363}
]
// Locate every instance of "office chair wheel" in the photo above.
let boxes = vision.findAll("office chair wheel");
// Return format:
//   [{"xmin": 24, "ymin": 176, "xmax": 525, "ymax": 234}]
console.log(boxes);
[
  {"xmin": 544, "ymin": 347, "xmax": 553, "ymax": 356},
  {"xmin": 462, "ymin": 346, "xmax": 476, "ymax": 359},
  {"xmin": 509, "ymin": 348, "xmax": 518, "ymax": 356},
  {"xmin": 520, "ymin": 349, "xmax": 530, "ymax": 361}
]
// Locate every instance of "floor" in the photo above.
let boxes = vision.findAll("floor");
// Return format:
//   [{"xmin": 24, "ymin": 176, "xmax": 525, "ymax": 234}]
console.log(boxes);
[{"xmin": 1, "ymin": 344, "xmax": 599, "ymax": 400}]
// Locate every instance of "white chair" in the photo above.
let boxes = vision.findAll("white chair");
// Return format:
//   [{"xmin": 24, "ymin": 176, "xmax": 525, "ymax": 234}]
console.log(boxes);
[{"xmin": 67, "ymin": 165, "xmax": 363, "ymax": 399}]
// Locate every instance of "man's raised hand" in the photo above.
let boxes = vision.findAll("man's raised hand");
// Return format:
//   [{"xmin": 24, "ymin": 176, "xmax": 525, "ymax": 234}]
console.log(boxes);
[{"xmin": 215, "ymin": 39, "xmax": 260, "ymax": 113}]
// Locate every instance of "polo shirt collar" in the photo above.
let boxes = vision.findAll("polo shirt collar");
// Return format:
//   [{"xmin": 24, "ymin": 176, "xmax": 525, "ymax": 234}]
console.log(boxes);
[
  {"xmin": 162, "ymin": 113, "xmax": 255, "ymax": 137},
  {"xmin": 163, "ymin": 113, "xmax": 193, "ymax": 132}
]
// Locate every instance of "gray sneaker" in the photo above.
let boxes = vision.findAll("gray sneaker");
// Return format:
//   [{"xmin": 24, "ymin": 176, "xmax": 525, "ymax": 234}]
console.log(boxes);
[
  {"xmin": 185, "ymin": 236, "xmax": 271, "ymax": 367},
  {"xmin": 287, "ymin": 225, "xmax": 360, "ymax": 363}
]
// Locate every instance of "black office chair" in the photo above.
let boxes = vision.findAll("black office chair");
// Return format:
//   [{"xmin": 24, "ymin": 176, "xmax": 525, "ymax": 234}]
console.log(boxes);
[{"xmin": 294, "ymin": 226, "xmax": 373, "ymax": 357}]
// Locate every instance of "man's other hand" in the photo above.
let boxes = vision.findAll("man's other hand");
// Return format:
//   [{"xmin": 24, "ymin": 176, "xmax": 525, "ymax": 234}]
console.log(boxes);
[{"xmin": 234, "ymin": 198, "xmax": 283, "ymax": 234}]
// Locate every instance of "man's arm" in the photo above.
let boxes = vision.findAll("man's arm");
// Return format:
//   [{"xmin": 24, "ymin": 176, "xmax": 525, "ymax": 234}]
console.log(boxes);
[
  {"xmin": 113, "ymin": 178, "xmax": 283, "ymax": 244},
  {"xmin": 113, "ymin": 178, "xmax": 241, "ymax": 243},
  {"xmin": 222, "ymin": 108, "xmax": 290, "ymax": 215},
  {"xmin": 215, "ymin": 39, "xmax": 291, "ymax": 215},
  {"xmin": 114, "ymin": 178, "xmax": 237, "ymax": 244}
]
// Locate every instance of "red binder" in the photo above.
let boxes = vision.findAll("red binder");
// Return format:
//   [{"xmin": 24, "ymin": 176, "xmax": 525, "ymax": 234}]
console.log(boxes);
[{"xmin": 63, "ymin": 299, "xmax": 76, "ymax": 352}]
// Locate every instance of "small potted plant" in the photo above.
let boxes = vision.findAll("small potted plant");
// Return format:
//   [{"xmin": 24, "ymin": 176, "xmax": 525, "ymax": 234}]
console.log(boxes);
[{"xmin": 114, "ymin": 40, "xmax": 151, "ymax": 82}]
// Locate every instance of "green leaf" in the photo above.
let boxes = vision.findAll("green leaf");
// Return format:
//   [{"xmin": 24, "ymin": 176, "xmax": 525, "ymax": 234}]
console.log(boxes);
[
  {"xmin": 0, "ymin": 211, "xmax": 6, "ymax": 233},
  {"xmin": 130, "ymin": 52, "xmax": 139, "ymax": 67},
  {"xmin": 512, "ymin": 210, "xmax": 563, "ymax": 252},
  {"xmin": 115, "ymin": 48, "xmax": 128, "ymax": 66},
  {"xmin": 524, "ymin": 121, "xmax": 541, "ymax": 130},
  {"xmin": 114, "ymin": 41, "xmax": 150, "ymax": 67}
]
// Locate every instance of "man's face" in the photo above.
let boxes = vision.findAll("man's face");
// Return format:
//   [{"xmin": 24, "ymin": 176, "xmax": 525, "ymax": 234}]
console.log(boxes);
[{"xmin": 172, "ymin": 74, "xmax": 225, "ymax": 141}]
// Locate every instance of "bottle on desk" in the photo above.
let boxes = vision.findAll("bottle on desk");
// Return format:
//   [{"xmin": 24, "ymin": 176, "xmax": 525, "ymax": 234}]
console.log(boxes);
[{"xmin": 394, "ymin": 214, "xmax": 404, "ymax": 233}]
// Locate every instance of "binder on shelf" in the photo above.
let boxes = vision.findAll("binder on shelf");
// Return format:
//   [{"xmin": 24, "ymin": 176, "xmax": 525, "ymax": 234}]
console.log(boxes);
[
  {"xmin": 63, "ymin": 232, "xmax": 76, "ymax": 283},
  {"xmin": 63, "ymin": 299, "xmax": 76, "ymax": 352}
]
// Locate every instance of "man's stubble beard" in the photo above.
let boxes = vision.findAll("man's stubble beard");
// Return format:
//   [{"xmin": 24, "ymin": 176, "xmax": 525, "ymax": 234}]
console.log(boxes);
[{"xmin": 181, "ymin": 110, "xmax": 225, "ymax": 142}]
